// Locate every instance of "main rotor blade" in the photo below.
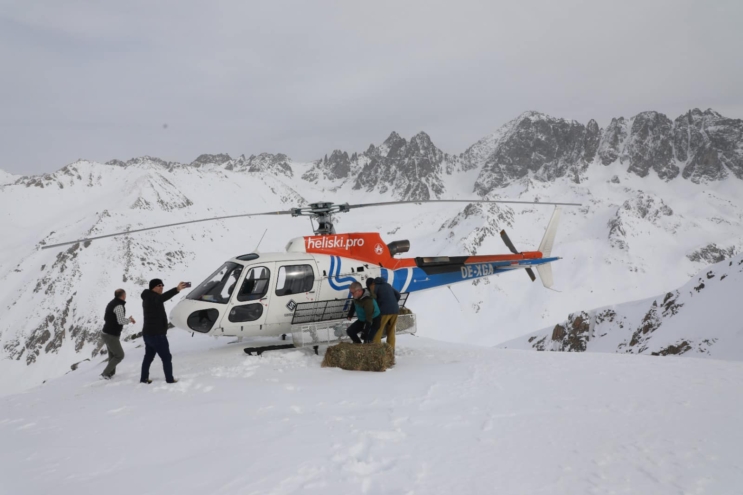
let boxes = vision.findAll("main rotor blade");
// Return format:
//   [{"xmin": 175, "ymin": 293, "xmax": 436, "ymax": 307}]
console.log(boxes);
[
  {"xmin": 499, "ymin": 229, "xmax": 519, "ymax": 255},
  {"xmin": 525, "ymin": 267, "xmax": 537, "ymax": 282},
  {"xmin": 40, "ymin": 209, "xmax": 294, "ymax": 250},
  {"xmin": 346, "ymin": 199, "xmax": 582, "ymax": 209}
]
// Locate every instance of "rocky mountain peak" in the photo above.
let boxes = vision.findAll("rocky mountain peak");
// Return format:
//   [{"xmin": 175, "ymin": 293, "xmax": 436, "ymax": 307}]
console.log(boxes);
[
  {"xmin": 472, "ymin": 108, "xmax": 743, "ymax": 195},
  {"xmin": 409, "ymin": 132, "xmax": 436, "ymax": 153},
  {"xmin": 191, "ymin": 153, "xmax": 232, "ymax": 167},
  {"xmin": 383, "ymin": 131, "xmax": 404, "ymax": 147},
  {"xmin": 379, "ymin": 132, "xmax": 407, "ymax": 159},
  {"xmin": 625, "ymin": 111, "xmax": 677, "ymax": 179},
  {"xmin": 243, "ymin": 153, "xmax": 293, "ymax": 178},
  {"xmin": 473, "ymin": 111, "xmax": 594, "ymax": 194},
  {"xmin": 113, "ymin": 156, "xmax": 189, "ymax": 172}
]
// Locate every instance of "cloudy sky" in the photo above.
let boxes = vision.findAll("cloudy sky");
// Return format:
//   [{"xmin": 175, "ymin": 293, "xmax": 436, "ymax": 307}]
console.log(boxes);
[{"xmin": 1, "ymin": 0, "xmax": 741, "ymax": 174}]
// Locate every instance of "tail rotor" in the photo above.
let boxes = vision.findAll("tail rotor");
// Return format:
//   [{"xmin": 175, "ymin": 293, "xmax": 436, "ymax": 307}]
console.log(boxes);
[{"xmin": 499, "ymin": 230, "xmax": 537, "ymax": 282}]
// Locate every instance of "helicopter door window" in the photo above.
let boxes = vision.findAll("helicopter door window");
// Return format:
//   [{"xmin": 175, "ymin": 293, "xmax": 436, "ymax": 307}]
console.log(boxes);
[
  {"xmin": 187, "ymin": 262, "xmax": 243, "ymax": 304},
  {"xmin": 275, "ymin": 265, "xmax": 314, "ymax": 296},
  {"xmin": 228, "ymin": 303, "xmax": 264, "ymax": 322},
  {"xmin": 237, "ymin": 266, "xmax": 271, "ymax": 302}
]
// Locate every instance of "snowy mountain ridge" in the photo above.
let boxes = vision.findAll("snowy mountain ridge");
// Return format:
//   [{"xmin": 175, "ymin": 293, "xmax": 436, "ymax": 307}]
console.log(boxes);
[
  {"xmin": 12, "ymin": 107, "xmax": 738, "ymax": 202},
  {"xmin": 499, "ymin": 254, "xmax": 743, "ymax": 360}
]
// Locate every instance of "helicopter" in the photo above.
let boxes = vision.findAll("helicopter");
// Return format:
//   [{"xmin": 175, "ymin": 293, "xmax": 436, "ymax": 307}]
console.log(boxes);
[{"xmin": 42, "ymin": 199, "xmax": 580, "ymax": 341}]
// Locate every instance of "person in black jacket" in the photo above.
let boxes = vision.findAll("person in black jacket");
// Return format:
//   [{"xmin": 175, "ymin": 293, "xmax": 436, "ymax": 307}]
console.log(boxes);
[
  {"xmin": 100, "ymin": 289, "xmax": 135, "ymax": 379},
  {"xmin": 367, "ymin": 277, "xmax": 401, "ymax": 350},
  {"xmin": 140, "ymin": 278, "xmax": 186, "ymax": 384}
]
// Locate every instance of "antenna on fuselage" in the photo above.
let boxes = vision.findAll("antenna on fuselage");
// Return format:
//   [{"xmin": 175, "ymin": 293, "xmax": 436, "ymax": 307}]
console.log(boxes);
[{"xmin": 253, "ymin": 229, "xmax": 268, "ymax": 252}]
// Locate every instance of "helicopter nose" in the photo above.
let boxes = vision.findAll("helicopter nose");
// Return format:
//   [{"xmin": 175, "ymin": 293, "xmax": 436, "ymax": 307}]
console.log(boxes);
[{"xmin": 170, "ymin": 300, "xmax": 222, "ymax": 334}]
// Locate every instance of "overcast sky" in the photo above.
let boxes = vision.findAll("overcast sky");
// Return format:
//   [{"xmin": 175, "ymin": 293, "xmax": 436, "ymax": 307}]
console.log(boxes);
[{"xmin": 1, "ymin": 0, "xmax": 741, "ymax": 175}]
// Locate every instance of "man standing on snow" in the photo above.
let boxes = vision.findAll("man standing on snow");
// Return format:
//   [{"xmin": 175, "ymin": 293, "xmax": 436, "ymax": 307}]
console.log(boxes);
[
  {"xmin": 346, "ymin": 281, "xmax": 381, "ymax": 344},
  {"xmin": 100, "ymin": 289, "xmax": 135, "ymax": 379},
  {"xmin": 367, "ymin": 277, "xmax": 401, "ymax": 351},
  {"xmin": 140, "ymin": 278, "xmax": 186, "ymax": 384}
]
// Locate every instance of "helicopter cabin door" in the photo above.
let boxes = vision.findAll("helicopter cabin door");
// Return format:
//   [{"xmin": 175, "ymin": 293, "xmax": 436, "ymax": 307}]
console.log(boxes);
[
  {"xmin": 266, "ymin": 259, "xmax": 321, "ymax": 333},
  {"xmin": 219, "ymin": 264, "xmax": 273, "ymax": 335}
]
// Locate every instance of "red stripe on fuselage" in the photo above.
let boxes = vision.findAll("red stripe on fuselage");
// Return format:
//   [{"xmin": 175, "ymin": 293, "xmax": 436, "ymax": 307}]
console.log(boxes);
[{"xmin": 302, "ymin": 233, "xmax": 542, "ymax": 268}]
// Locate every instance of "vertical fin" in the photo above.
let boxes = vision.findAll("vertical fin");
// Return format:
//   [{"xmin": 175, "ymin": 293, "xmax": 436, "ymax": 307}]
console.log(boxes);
[
  {"xmin": 537, "ymin": 206, "xmax": 562, "ymax": 257},
  {"xmin": 536, "ymin": 207, "xmax": 562, "ymax": 289}
]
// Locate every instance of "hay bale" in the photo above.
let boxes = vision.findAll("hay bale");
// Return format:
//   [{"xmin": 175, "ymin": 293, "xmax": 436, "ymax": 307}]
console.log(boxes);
[
  {"xmin": 396, "ymin": 306, "xmax": 414, "ymax": 332},
  {"xmin": 321, "ymin": 342, "xmax": 394, "ymax": 372}
]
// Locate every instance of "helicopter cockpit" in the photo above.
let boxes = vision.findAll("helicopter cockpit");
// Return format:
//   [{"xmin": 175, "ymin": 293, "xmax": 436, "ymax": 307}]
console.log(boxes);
[{"xmin": 174, "ymin": 252, "xmax": 314, "ymax": 335}]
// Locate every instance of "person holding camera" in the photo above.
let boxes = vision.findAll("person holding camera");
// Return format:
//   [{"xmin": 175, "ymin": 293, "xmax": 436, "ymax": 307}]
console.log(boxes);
[
  {"xmin": 139, "ymin": 278, "xmax": 187, "ymax": 384},
  {"xmin": 100, "ymin": 288, "xmax": 136, "ymax": 380}
]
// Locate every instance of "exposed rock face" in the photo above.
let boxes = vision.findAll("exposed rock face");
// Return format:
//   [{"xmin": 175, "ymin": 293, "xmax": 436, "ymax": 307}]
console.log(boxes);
[
  {"xmin": 676, "ymin": 109, "xmax": 743, "ymax": 182},
  {"xmin": 687, "ymin": 243, "xmax": 737, "ymax": 264},
  {"xmin": 356, "ymin": 131, "xmax": 449, "ymax": 200},
  {"xmin": 549, "ymin": 311, "xmax": 591, "ymax": 352},
  {"xmin": 15, "ymin": 161, "xmax": 105, "ymax": 189},
  {"xmin": 625, "ymin": 112, "xmax": 677, "ymax": 179},
  {"xmin": 499, "ymin": 256, "xmax": 743, "ymax": 360},
  {"xmin": 474, "ymin": 112, "xmax": 596, "ymax": 193},
  {"xmin": 303, "ymin": 131, "xmax": 454, "ymax": 200},
  {"xmin": 302, "ymin": 150, "xmax": 351, "ymax": 182},
  {"xmin": 472, "ymin": 109, "xmax": 743, "ymax": 195},
  {"xmin": 190, "ymin": 154, "xmax": 232, "ymax": 167},
  {"xmin": 439, "ymin": 203, "xmax": 514, "ymax": 255},
  {"xmin": 597, "ymin": 117, "xmax": 629, "ymax": 165},
  {"xmin": 222, "ymin": 153, "xmax": 294, "ymax": 177},
  {"xmin": 607, "ymin": 190, "xmax": 674, "ymax": 250},
  {"xmin": 121, "ymin": 156, "xmax": 183, "ymax": 170}
]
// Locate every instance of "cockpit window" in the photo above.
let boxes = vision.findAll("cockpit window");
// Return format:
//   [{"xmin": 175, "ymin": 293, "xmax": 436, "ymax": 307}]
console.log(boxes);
[
  {"xmin": 187, "ymin": 262, "xmax": 243, "ymax": 304},
  {"xmin": 237, "ymin": 266, "xmax": 270, "ymax": 302}
]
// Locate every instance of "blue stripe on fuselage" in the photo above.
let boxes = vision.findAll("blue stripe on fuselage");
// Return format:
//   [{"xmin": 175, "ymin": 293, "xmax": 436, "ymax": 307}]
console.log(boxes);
[{"xmin": 382, "ymin": 257, "xmax": 559, "ymax": 292}]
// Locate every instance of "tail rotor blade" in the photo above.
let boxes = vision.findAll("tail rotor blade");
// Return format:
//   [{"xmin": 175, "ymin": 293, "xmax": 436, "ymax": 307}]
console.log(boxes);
[
  {"xmin": 525, "ymin": 267, "xmax": 537, "ymax": 282},
  {"xmin": 499, "ymin": 230, "xmax": 519, "ymax": 254}
]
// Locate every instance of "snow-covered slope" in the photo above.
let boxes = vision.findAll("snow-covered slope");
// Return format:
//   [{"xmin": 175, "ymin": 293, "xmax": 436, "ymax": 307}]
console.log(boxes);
[
  {"xmin": 1, "ymin": 109, "xmax": 743, "ymax": 395},
  {"xmin": 2, "ymin": 335, "xmax": 742, "ymax": 495},
  {"xmin": 499, "ymin": 254, "xmax": 743, "ymax": 359},
  {"xmin": 0, "ymin": 168, "xmax": 16, "ymax": 185}
]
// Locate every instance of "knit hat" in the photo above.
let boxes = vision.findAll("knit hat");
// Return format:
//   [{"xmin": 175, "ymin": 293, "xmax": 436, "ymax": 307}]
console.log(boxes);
[{"xmin": 149, "ymin": 278, "xmax": 164, "ymax": 290}]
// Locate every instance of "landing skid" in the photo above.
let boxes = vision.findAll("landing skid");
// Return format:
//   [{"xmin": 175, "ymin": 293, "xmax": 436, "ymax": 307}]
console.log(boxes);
[{"xmin": 243, "ymin": 344, "xmax": 319, "ymax": 356}]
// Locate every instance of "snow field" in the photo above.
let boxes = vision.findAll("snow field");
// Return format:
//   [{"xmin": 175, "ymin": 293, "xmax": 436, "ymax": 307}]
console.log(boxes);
[{"xmin": 1, "ymin": 333, "xmax": 742, "ymax": 494}]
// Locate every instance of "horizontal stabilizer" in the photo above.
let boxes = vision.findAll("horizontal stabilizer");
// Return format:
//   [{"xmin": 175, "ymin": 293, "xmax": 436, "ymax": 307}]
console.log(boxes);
[{"xmin": 536, "ymin": 264, "xmax": 553, "ymax": 289}]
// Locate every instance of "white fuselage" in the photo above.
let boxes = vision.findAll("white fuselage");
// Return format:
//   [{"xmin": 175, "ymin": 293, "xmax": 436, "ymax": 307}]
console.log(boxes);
[{"xmin": 170, "ymin": 251, "xmax": 382, "ymax": 338}]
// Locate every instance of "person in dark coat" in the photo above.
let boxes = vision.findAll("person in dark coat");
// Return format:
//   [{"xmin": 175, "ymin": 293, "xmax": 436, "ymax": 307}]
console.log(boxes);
[
  {"xmin": 140, "ymin": 278, "xmax": 186, "ymax": 384},
  {"xmin": 367, "ymin": 277, "xmax": 401, "ymax": 350},
  {"xmin": 100, "ymin": 289, "xmax": 135, "ymax": 379},
  {"xmin": 346, "ymin": 282, "xmax": 381, "ymax": 344}
]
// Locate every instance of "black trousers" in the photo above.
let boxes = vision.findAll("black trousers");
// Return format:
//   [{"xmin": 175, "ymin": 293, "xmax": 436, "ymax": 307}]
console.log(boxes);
[
  {"xmin": 141, "ymin": 334, "xmax": 174, "ymax": 382},
  {"xmin": 347, "ymin": 315, "xmax": 382, "ymax": 344}
]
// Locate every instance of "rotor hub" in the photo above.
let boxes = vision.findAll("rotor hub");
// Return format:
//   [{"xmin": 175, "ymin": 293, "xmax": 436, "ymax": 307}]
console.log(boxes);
[{"xmin": 291, "ymin": 202, "xmax": 350, "ymax": 235}]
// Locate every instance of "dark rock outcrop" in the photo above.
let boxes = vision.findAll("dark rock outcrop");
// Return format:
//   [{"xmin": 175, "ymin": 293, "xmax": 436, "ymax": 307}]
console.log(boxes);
[
  {"xmin": 190, "ymin": 153, "xmax": 232, "ymax": 167},
  {"xmin": 687, "ymin": 244, "xmax": 737, "ymax": 264},
  {"xmin": 304, "ymin": 131, "xmax": 453, "ymax": 200},
  {"xmin": 474, "ymin": 112, "xmax": 594, "ymax": 193},
  {"xmin": 549, "ymin": 311, "xmax": 591, "ymax": 352},
  {"xmin": 473, "ymin": 108, "xmax": 743, "ymax": 194}
]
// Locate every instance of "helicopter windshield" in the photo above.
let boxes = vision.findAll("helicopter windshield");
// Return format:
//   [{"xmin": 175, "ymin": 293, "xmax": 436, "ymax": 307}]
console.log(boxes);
[{"xmin": 187, "ymin": 262, "xmax": 243, "ymax": 304}]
